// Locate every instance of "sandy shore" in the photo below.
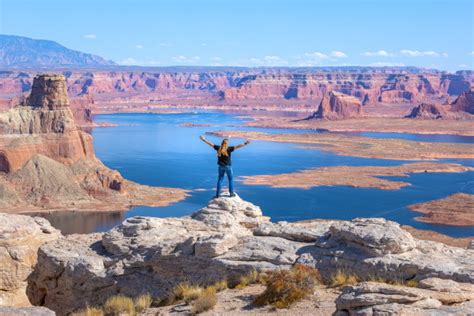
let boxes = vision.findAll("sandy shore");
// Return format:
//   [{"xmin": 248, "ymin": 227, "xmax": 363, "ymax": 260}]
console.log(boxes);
[
  {"xmin": 208, "ymin": 130, "xmax": 474, "ymax": 161},
  {"xmin": 408, "ymin": 193, "xmax": 474, "ymax": 226},
  {"xmin": 240, "ymin": 163, "xmax": 473, "ymax": 190}
]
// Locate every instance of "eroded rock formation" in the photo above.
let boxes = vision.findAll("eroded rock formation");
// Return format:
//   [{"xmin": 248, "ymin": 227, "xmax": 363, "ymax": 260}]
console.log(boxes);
[
  {"xmin": 0, "ymin": 74, "xmax": 186, "ymax": 212},
  {"xmin": 405, "ymin": 103, "xmax": 448, "ymax": 119},
  {"xmin": 26, "ymin": 195, "xmax": 474, "ymax": 315},
  {"xmin": 451, "ymin": 89, "xmax": 474, "ymax": 114},
  {"xmin": 0, "ymin": 214, "xmax": 60, "ymax": 306},
  {"xmin": 308, "ymin": 91, "xmax": 362, "ymax": 120}
]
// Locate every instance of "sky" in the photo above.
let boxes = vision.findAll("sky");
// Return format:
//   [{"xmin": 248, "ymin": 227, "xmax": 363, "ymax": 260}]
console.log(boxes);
[{"xmin": 0, "ymin": 0, "xmax": 472, "ymax": 71}]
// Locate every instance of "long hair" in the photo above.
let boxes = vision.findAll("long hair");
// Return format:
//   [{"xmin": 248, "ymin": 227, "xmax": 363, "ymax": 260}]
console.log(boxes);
[{"xmin": 218, "ymin": 139, "xmax": 229, "ymax": 157}]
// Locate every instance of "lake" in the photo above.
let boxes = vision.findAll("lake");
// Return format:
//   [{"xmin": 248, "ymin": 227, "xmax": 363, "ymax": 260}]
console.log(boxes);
[{"xmin": 37, "ymin": 112, "xmax": 474, "ymax": 237}]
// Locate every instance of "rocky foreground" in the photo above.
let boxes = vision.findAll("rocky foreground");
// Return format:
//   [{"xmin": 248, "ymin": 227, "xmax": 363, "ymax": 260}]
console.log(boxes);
[{"xmin": 0, "ymin": 195, "xmax": 469, "ymax": 315}]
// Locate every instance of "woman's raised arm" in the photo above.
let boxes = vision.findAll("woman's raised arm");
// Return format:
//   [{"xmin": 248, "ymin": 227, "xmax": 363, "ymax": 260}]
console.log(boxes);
[
  {"xmin": 199, "ymin": 135, "xmax": 215, "ymax": 148},
  {"xmin": 235, "ymin": 139, "xmax": 251, "ymax": 150}
]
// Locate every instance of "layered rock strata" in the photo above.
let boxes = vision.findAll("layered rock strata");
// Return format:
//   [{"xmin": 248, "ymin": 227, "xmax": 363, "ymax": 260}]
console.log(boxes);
[
  {"xmin": 0, "ymin": 74, "xmax": 186, "ymax": 212},
  {"xmin": 26, "ymin": 195, "xmax": 474, "ymax": 315},
  {"xmin": 308, "ymin": 91, "xmax": 362, "ymax": 120}
]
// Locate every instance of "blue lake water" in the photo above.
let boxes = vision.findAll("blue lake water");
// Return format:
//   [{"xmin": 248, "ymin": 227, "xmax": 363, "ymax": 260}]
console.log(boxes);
[{"xmin": 41, "ymin": 112, "xmax": 474, "ymax": 237}]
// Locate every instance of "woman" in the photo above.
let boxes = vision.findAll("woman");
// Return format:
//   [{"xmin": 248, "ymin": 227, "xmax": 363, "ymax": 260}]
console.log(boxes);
[{"xmin": 200, "ymin": 135, "xmax": 251, "ymax": 197}]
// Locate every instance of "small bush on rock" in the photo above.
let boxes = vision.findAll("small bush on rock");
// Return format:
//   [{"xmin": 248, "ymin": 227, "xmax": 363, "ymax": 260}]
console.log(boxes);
[
  {"xmin": 104, "ymin": 295, "xmax": 135, "ymax": 315},
  {"xmin": 254, "ymin": 264, "xmax": 321, "ymax": 309},
  {"xmin": 191, "ymin": 287, "xmax": 217, "ymax": 314},
  {"xmin": 235, "ymin": 270, "xmax": 260, "ymax": 289}
]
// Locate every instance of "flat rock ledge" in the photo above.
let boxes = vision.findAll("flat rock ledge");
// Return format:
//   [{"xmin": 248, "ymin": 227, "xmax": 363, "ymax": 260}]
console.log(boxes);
[
  {"xmin": 335, "ymin": 278, "xmax": 474, "ymax": 315},
  {"xmin": 23, "ymin": 195, "xmax": 474, "ymax": 315}
]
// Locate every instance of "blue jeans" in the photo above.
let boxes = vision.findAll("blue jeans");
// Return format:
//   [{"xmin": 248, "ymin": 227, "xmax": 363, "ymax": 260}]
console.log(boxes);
[{"xmin": 216, "ymin": 165, "xmax": 234, "ymax": 196}]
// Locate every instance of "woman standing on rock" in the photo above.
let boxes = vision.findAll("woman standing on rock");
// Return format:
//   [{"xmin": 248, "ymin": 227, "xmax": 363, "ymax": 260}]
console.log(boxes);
[{"xmin": 200, "ymin": 136, "xmax": 251, "ymax": 198}]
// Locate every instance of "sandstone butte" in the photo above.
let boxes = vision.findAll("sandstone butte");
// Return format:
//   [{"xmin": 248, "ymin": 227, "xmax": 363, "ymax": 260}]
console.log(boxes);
[
  {"xmin": 0, "ymin": 74, "xmax": 187, "ymax": 213},
  {"xmin": 307, "ymin": 91, "xmax": 363, "ymax": 120},
  {"xmin": 0, "ymin": 195, "xmax": 473, "ymax": 315}
]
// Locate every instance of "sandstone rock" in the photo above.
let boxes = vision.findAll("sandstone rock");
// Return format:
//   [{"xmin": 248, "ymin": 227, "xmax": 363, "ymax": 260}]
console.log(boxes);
[
  {"xmin": 405, "ymin": 103, "xmax": 448, "ymax": 119},
  {"xmin": 26, "ymin": 74, "xmax": 69, "ymax": 110},
  {"xmin": 335, "ymin": 279, "xmax": 474, "ymax": 315},
  {"xmin": 26, "ymin": 197, "xmax": 474, "ymax": 315},
  {"xmin": 0, "ymin": 214, "xmax": 60, "ymax": 306},
  {"xmin": 0, "ymin": 74, "xmax": 186, "ymax": 212},
  {"xmin": 297, "ymin": 218, "xmax": 473, "ymax": 284},
  {"xmin": 309, "ymin": 91, "xmax": 362, "ymax": 120},
  {"xmin": 451, "ymin": 89, "xmax": 474, "ymax": 114},
  {"xmin": 0, "ymin": 306, "xmax": 55, "ymax": 316}
]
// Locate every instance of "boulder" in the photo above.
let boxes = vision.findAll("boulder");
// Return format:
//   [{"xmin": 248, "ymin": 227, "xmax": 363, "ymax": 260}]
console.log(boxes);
[
  {"xmin": 0, "ymin": 214, "xmax": 60, "ymax": 306},
  {"xmin": 297, "ymin": 218, "xmax": 473, "ymax": 283},
  {"xmin": 335, "ymin": 279, "xmax": 474, "ymax": 315},
  {"xmin": 309, "ymin": 91, "xmax": 362, "ymax": 120}
]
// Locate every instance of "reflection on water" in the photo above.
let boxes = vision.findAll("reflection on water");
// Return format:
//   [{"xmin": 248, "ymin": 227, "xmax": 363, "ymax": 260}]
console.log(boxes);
[
  {"xmin": 33, "ymin": 112, "xmax": 474, "ymax": 237},
  {"xmin": 27, "ymin": 211, "xmax": 125, "ymax": 235}
]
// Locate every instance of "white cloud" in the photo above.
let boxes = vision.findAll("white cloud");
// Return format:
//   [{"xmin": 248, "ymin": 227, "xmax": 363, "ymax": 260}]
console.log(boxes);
[
  {"xmin": 369, "ymin": 61, "xmax": 405, "ymax": 67},
  {"xmin": 330, "ymin": 51, "xmax": 348, "ymax": 58},
  {"xmin": 119, "ymin": 58, "xmax": 161, "ymax": 66},
  {"xmin": 441, "ymin": 52, "xmax": 448, "ymax": 57},
  {"xmin": 119, "ymin": 57, "xmax": 139, "ymax": 65},
  {"xmin": 136, "ymin": 44, "xmax": 143, "ymax": 49},
  {"xmin": 304, "ymin": 52, "xmax": 329, "ymax": 59},
  {"xmin": 400, "ymin": 50, "xmax": 439, "ymax": 57},
  {"xmin": 83, "ymin": 34, "xmax": 96, "ymax": 39},
  {"xmin": 362, "ymin": 50, "xmax": 392, "ymax": 57},
  {"xmin": 172, "ymin": 55, "xmax": 200, "ymax": 64},
  {"xmin": 469, "ymin": 51, "xmax": 474, "ymax": 56},
  {"xmin": 459, "ymin": 64, "xmax": 469, "ymax": 68},
  {"xmin": 201, "ymin": 43, "xmax": 207, "ymax": 47},
  {"xmin": 245, "ymin": 56, "xmax": 288, "ymax": 66},
  {"xmin": 159, "ymin": 42, "xmax": 173, "ymax": 47}
]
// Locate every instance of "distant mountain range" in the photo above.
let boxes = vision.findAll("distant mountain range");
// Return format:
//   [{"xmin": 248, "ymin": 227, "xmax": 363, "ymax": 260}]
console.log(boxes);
[{"xmin": 0, "ymin": 35, "xmax": 116, "ymax": 68}]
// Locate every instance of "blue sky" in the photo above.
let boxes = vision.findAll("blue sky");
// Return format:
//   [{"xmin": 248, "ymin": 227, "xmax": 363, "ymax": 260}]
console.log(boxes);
[{"xmin": 1, "ymin": 0, "xmax": 472, "ymax": 71}]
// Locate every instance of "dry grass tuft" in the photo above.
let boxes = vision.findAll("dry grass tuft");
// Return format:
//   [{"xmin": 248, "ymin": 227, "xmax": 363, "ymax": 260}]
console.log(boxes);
[
  {"xmin": 254, "ymin": 264, "xmax": 321, "ymax": 309},
  {"xmin": 134, "ymin": 293, "xmax": 152, "ymax": 312},
  {"xmin": 330, "ymin": 270, "xmax": 359, "ymax": 287},
  {"xmin": 235, "ymin": 270, "xmax": 260, "ymax": 289},
  {"xmin": 191, "ymin": 287, "xmax": 217, "ymax": 314},
  {"xmin": 173, "ymin": 283, "xmax": 204, "ymax": 304},
  {"xmin": 212, "ymin": 279, "xmax": 228, "ymax": 292},
  {"xmin": 104, "ymin": 295, "xmax": 135, "ymax": 315},
  {"xmin": 71, "ymin": 306, "xmax": 104, "ymax": 316},
  {"xmin": 368, "ymin": 275, "xmax": 419, "ymax": 288}
]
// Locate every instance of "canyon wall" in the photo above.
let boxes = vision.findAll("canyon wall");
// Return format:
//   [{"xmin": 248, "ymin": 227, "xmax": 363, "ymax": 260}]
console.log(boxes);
[{"xmin": 0, "ymin": 69, "xmax": 471, "ymax": 114}]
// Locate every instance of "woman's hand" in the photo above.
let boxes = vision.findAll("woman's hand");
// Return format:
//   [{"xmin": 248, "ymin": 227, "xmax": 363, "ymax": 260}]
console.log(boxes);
[
  {"xmin": 199, "ymin": 135, "xmax": 205, "ymax": 141},
  {"xmin": 244, "ymin": 139, "xmax": 251, "ymax": 145}
]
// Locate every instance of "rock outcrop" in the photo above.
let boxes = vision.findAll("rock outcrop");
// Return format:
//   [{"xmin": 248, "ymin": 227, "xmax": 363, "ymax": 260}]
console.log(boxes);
[
  {"xmin": 0, "ymin": 213, "xmax": 60, "ymax": 306},
  {"xmin": 308, "ymin": 91, "xmax": 362, "ymax": 120},
  {"xmin": 405, "ymin": 103, "xmax": 448, "ymax": 119},
  {"xmin": 335, "ymin": 279, "xmax": 474, "ymax": 315},
  {"xmin": 451, "ymin": 89, "xmax": 474, "ymax": 114},
  {"xmin": 0, "ymin": 74, "xmax": 186, "ymax": 212},
  {"xmin": 26, "ymin": 195, "xmax": 474, "ymax": 315}
]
